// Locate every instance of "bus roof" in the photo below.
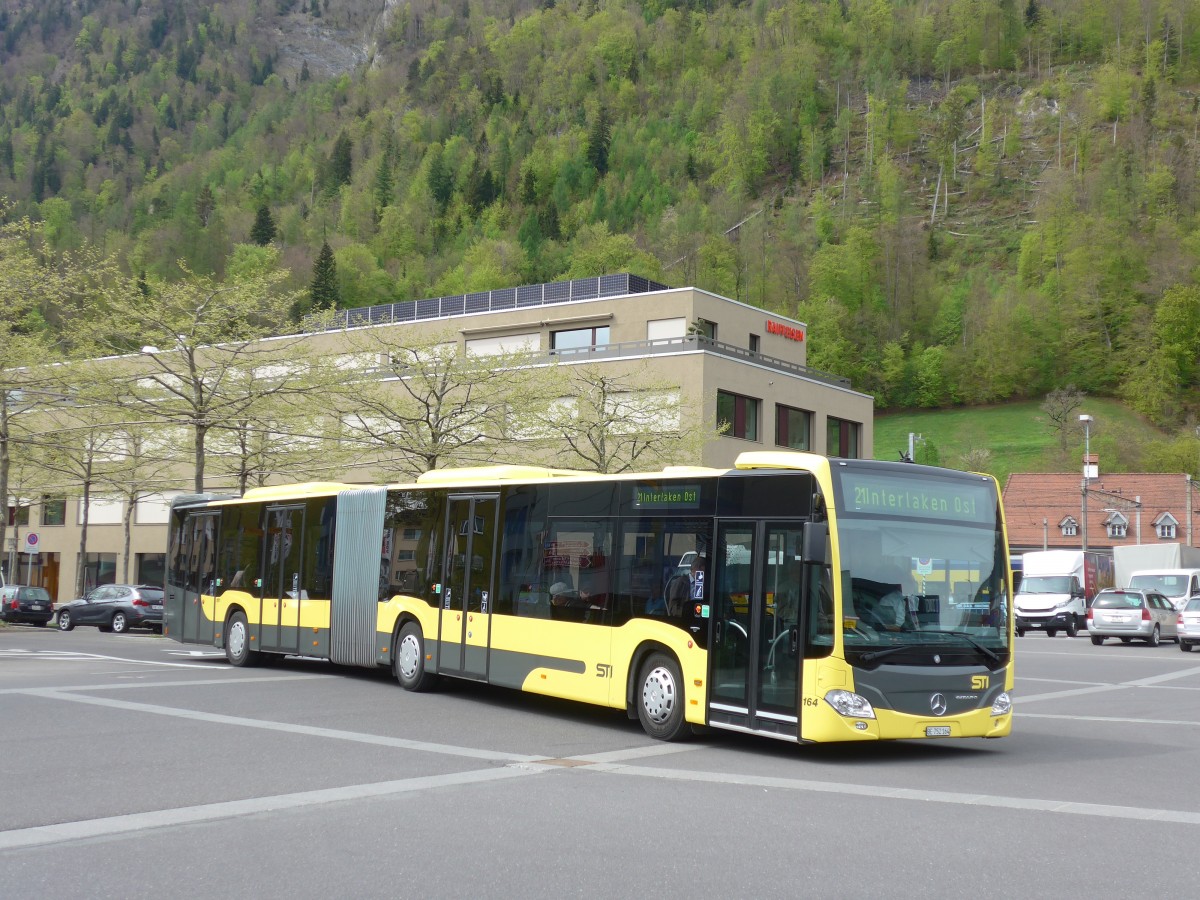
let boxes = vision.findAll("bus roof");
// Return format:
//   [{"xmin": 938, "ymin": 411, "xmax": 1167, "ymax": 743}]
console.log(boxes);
[
  {"xmin": 234, "ymin": 482, "xmax": 360, "ymax": 503},
  {"xmin": 734, "ymin": 450, "xmax": 828, "ymax": 471},
  {"xmin": 415, "ymin": 464, "xmax": 588, "ymax": 485}
]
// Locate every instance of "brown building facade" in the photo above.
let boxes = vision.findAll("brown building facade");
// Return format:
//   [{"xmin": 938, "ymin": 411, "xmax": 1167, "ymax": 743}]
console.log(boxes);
[{"xmin": 6, "ymin": 274, "xmax": 875, "ymax": 602}]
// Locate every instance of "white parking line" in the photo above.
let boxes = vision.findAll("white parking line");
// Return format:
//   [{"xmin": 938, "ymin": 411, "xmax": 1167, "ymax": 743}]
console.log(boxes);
[
  {"xmin": 1020, "ymin": 664, "xmax": 1200, "ymax": 703},
  {"xmin": 0, "ymin": 767, "xmax": 545, "ymax": 851},
  {"xmin": 1019, "ymin": 712, "xmax": 1200, "ymax": 727}
]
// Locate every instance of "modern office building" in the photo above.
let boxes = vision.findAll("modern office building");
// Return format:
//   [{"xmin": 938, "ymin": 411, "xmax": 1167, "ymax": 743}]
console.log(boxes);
[{"xmin": 5, "ymin": 274, "xmax": 874, "ymax": 602}]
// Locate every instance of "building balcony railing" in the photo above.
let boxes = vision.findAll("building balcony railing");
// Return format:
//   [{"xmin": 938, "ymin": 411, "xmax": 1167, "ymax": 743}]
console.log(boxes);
[
  {"xmin": 307, "ymin": 274, "xmax": 668, "ymax": 333},
  {"xmin": 544, "ymin": 336, "xmax": 851, "ymax": 388}
]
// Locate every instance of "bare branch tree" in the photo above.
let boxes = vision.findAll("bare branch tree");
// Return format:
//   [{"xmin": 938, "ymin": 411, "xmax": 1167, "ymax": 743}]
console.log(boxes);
[
  {"xmin": 334, "ymin": 327, "xmax": 556, "ymax": 479},
  {"xmin": 531, "ymin": 362, "xmax": 718, "ymax": 474},
  {"xmin": 1040, "ymin": 385, "xmax": 1086, "ymax": 450}
]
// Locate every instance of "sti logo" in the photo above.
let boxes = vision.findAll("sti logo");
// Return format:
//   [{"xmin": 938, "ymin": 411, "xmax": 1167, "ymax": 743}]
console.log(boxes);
[{"xmin": 970, "ymin": 675, "xmax": 989, "ymax": 690}]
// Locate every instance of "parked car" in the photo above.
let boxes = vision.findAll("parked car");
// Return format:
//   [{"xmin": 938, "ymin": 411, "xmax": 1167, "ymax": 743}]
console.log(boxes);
[
  {"xmin": 56, "ymin": 584, "xmax": 164, "ymax": 634},
  {"xmin": 1087, "ymin": 588, "xmax": 1179, "ymax": 646},
  {"xmin": 1179, "ymin": 597, "xmax": 1200, "ymax": 652},
  {"xmin": 0, "ymin": 585, "xmax": 54, "ymax": 627}
]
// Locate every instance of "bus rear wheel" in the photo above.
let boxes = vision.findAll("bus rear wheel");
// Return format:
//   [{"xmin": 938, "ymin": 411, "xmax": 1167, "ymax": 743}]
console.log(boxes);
[
  {"xmin": 395, "ymin": 622, "xmax": 438, "ymax": 692},
  {"xmin": 637, "ymin": 652, "xmax": 688, "ymax": 741},
  {"xmin": 225, "ymin": 611, "xmax": 262, "ymax": 668}
]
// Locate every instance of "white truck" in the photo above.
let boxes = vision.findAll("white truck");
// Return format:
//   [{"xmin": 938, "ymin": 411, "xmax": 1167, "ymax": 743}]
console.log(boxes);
[
  {"xmin": 1113, "ymin": 544, "xmax": 1200, "ymax": 611},
  {"xmin": 1015, "ymin": 550, "xmax": 1114, "ymax": 638}
]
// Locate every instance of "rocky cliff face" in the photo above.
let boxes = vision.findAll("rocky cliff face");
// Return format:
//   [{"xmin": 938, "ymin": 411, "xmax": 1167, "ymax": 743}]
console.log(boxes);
[{"xmin": 268, "ymin": 2, "xmax": 386, "ymax": 83}]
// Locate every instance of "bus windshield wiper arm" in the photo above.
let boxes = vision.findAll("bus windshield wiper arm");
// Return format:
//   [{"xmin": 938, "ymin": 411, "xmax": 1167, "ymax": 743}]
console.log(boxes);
[{"xmin": 859, "ymin": 644, "xmax": 911, "ymax": 663}]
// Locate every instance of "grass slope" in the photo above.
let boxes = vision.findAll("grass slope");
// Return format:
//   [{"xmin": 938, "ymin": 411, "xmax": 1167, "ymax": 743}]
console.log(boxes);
[{"xmin": 873, "ymin": 399, "xmax": 1165, "ymax": 486}]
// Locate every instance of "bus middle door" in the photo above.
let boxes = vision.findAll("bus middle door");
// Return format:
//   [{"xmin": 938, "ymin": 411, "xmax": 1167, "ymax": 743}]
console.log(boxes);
[
  {"xmin": 708, "ymin": 521, "xmax": 805, "ymax": 739},
  {"xmin": 437, "ymin": 495, "xmax": 497, "ymax": 681},
  {"xmin": 261, "ymin": 505, "xmax": 305, "ymax": 655}
]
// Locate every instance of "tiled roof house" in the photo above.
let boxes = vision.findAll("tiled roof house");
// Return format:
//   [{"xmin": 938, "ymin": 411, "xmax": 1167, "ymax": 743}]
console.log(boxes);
[{"xmin": 1002, "ymin": 464, "xmax": 1200, "ymax": 556}]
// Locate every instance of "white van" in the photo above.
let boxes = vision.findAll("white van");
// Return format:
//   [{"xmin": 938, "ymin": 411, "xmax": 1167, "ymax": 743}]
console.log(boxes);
[{"xmin": 1125, "ymin": 569, "xmax": 1200, "ymax": 612}]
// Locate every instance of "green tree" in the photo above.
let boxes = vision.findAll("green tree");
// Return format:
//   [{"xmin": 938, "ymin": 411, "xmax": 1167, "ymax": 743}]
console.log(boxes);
[
  {"xmin": 310, "ymin": 240, "xmax": 340, "ymax": 310},
  {"xmin": 82, "ymin": 264, "xmax": 309, "ymax": 492},
  {"xmin": 325, "ymin": 130, "xmax": 353, "ymax": 193},
  {"xmin": 586, "ymin": 107, "xmax": 612, "ymax": 176},
  {"xmin": 249, "ymin": 203, "xmax": 277, "ymax": 245}
]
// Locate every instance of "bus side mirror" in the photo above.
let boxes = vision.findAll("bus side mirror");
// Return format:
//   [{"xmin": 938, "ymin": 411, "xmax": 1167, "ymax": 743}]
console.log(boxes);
[{"xmin": 802, "ymin": 521, "xmax": 828, "ymax": 567}]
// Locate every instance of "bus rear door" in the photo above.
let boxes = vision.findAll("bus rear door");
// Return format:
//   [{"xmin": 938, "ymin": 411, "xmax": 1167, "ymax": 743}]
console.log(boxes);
[
  {"xmin": 708, "ymin": 521, "xmax": 805, "ymax": 740},
  {"xmin": 437, "ymin": 495, "xmax": 498, "ymax": 680}
]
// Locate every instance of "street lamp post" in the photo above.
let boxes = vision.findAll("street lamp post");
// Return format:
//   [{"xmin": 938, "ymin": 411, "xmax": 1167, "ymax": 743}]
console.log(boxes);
[{"xmin": 1080, "ymin": 414, "xmax": 1093, "ymax": 551}]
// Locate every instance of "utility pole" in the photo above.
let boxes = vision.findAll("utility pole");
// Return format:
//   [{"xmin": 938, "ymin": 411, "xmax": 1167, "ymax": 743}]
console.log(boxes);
[{"xmin": 1080, "ymin": 415, "xmax": 1093, "ymax": 551}]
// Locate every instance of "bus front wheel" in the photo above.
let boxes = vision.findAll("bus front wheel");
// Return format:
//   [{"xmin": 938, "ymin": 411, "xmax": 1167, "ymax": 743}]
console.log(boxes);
[
  {"xmin": 395, "ymin": 622, "xmax": 438, "ymax": 692},
  {"xmin": 637, "ymin": 652, "xmax": 688, "ymax": 741},
  {"xmin": 225, "ymin": 611, "xmax": 262, "ymax": 668}
]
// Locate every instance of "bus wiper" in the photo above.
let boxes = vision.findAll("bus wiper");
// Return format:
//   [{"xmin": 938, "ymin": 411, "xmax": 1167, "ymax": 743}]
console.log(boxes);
[
  {"xmin": 859, "ymin": 644, "xmax": 911, "ymax": 663},
  {"xmin": 921, "ymin": 630, "xmax": 1002, "ymax": 666}
]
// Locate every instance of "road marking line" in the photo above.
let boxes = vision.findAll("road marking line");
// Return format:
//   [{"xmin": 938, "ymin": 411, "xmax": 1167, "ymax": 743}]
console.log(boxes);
[
  {"xmin": 0, "ymin": 767, "xmax": 544, "ymax": 851},
  {"xmin": 1020, "ymin": 665, "xmax": 1200, "ymax": 703},
  {"xmin": 1019, "ymin": 712, "xmax": 1200, "ymax": 726},
  {"xmin": 583, "ymin": 763, "xmax": 1200, "ymax": 825},
  {"xmin": 17, "ymin": 689, "xmax": 546, "ymax": 763}
]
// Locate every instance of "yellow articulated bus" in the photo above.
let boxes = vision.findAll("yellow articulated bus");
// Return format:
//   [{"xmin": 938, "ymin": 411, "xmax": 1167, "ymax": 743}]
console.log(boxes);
[{"xmin": 165, "ymin": 452, "xmax": 1014, "ymax": 744}]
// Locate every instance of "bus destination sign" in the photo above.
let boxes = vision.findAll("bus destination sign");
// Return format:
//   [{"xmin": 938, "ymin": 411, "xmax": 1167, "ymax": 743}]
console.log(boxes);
[
  {"xmin": 841, "ymin": 472, "xmax": 993, "ymax": 523},
  {"xmin": 634, "ymin": 484, "xmax": 702, "ymax": 509}
]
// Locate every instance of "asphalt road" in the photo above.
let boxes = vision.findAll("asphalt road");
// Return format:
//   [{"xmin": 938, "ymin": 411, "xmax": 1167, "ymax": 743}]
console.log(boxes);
[{"xmin": 2, "ymin": 625, "xmax": 1198, "ymax": 899}]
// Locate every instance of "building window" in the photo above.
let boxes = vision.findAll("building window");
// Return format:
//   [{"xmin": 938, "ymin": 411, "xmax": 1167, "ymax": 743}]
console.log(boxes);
[
  {"xmin": 1154, "ymin": 513, "xmax": 1178, "ymax": 540},
  {"xmin": 647, "ymin": 318, "xmax": 686, "ymax": 341},
  {"xmin": 465, "ymin": 332, "xmax": 539, "ymax": 356},
  {"xmin": 79, "ymin": 552, "xmax": 117, "ymax": 591},
  {"xmin": 1104, "ymin": 511, "xmax": 1128, "ymax": 538},
  {"xmin": 137, "ymin": 553, "xmax": 167, "ymax": 587},
  {"xmin": 775, "ymin": 404, "xmax": 811, "ymax": 451},
  {"xmin": 8, "ymin": 504, "xmax": 30, "ymax": 526},
  {"xmin": 749, "ymin": 334, "xmax": 760, "ymax": 353},
  {"xmin": 826, "ymin": 417, "xmax": 860, "ymax": 458},
  {"xmin": 717, "ymin": 390, "xmax": 759, "ymax": 441},
  {"xmin": 690, "ymin": 318, "xmax": 717, "ymax": 341},
  {"xmin": 551, "ymin": 326, "xmax": 610, "ymax": 351},
  {"xmin": 79, "ymin": 498, "xmax": 123, "ymax": 525},
  {"xmin": 1059, "ymin": 517, "xmax": 1077, "ymax": 537},
  {"xmin": 42, "ymin": 497, "xmax": 66, "ymax": 527}
]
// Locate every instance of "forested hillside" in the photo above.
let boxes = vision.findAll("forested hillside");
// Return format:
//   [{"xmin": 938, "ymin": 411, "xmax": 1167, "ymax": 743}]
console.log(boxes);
[{"xmin": 3, "ymin": 0, "xmax": 1200, "ymax": 427}]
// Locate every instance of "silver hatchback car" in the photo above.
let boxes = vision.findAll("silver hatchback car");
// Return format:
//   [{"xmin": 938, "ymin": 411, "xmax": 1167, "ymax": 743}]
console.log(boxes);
[
  {"xmin": 1179, "ymin": 597, "xmax": 1200, "ymax": 652},
  {"xmin": 1088, "ymin": 589, "xmax": 1179, "ymax": 646}
]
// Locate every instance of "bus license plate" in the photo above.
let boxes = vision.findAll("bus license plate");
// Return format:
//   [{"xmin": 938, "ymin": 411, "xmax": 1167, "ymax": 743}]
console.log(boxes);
[{"xmin": 925, "ymin": 726, "xmax": 951, "ymax": 737}]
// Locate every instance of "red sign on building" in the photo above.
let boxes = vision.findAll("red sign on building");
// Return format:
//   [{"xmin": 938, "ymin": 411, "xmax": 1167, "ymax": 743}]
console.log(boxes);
[{"xmin": 766, "ymin": 319, "xmax": 805, "ymax": 342}]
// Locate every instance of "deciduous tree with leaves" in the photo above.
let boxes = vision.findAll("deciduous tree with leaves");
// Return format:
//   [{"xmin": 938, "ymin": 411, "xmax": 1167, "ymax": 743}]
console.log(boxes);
[{"xmin": 78, "ymin": 262, "xmax": 315, "ymax": 493}]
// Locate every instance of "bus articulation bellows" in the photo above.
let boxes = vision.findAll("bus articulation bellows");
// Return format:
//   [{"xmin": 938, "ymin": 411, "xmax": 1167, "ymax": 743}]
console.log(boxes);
[{"xmin": 166, "ymin": 451, "xmax": 1014, "ymax": 743}]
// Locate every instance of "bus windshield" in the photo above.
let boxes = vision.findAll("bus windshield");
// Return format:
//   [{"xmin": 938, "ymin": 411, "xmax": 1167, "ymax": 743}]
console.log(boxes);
[{"xmin": 832, "ymin": 465, "xmax": 1010, "ymax": 668}]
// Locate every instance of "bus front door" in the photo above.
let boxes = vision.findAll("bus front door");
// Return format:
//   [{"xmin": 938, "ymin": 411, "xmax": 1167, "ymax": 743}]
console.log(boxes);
[
  {"xmin": 177, "ymin": 513, "xmax": 218, "ymax": 645},
  {"xmin": 708, "ymin": 522, "xmax": 804, "ymax": 739},
  {"xmin": 261, "ymin": 505, "xmax": 305, "ymax": 655},
  {"xmin": 437, "ymin": 495, "xmax": 497, "ymax": 680}
]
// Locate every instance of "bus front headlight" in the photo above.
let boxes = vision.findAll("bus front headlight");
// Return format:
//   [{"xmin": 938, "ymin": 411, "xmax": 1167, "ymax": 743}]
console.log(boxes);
[
  {"xmin": 824, "ymin": 689, "xmax": 876, "ymax": 719},
  {"xmin": 990, "ymin": 691, "xmax": 1012, "ymax": 716}
]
